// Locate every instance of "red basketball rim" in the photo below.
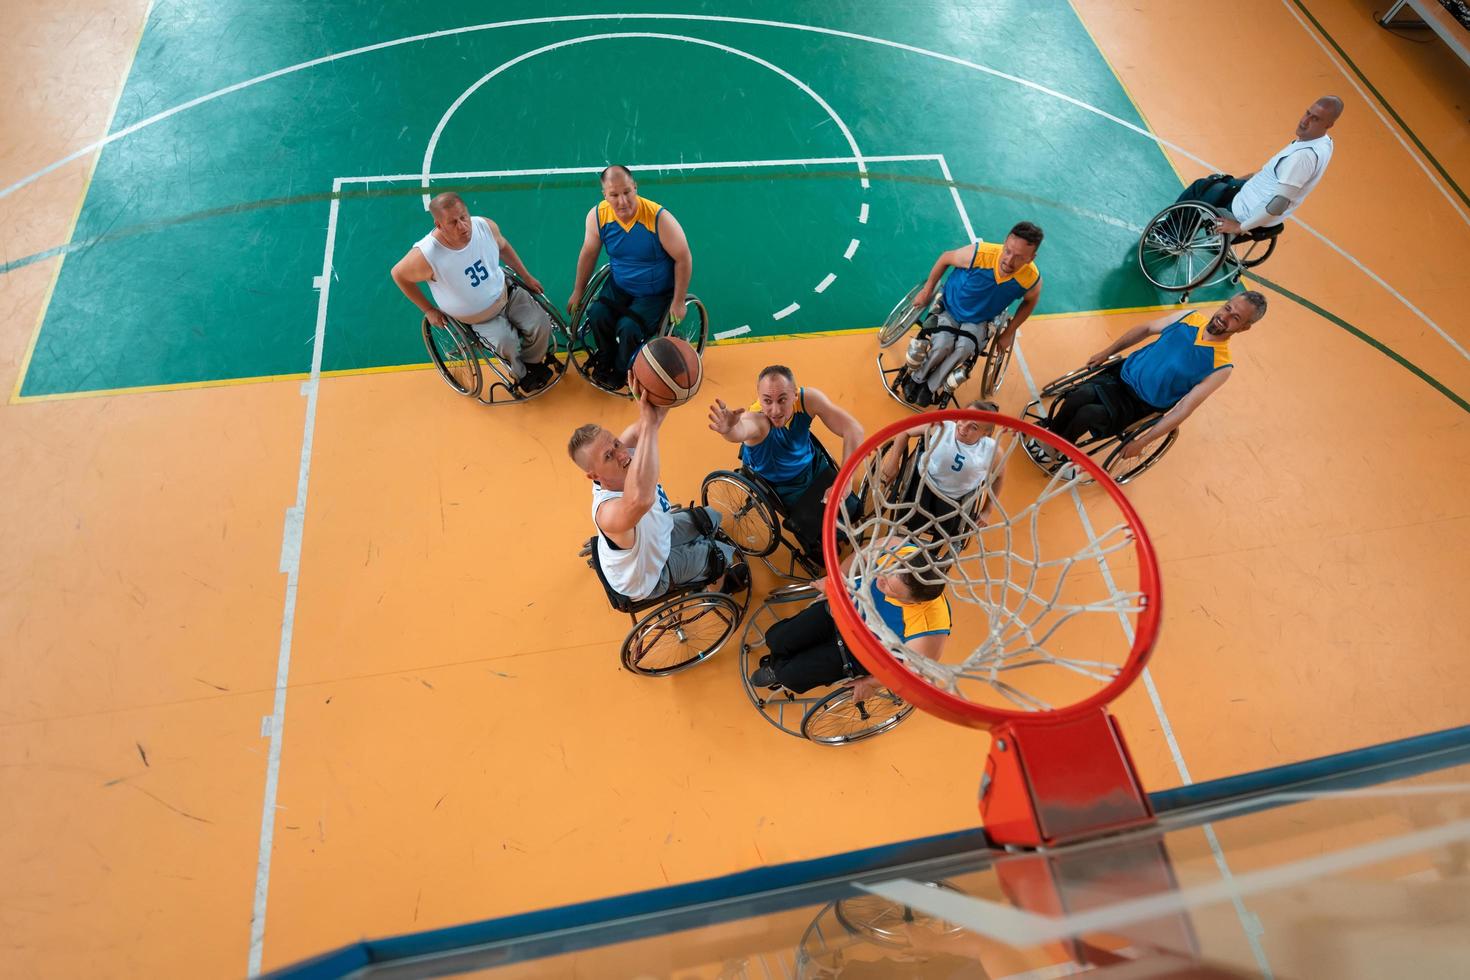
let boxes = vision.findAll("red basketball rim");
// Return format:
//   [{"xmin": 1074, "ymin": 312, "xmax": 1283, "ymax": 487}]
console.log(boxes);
[{"xmin": 821, "ymin": 409, "xmax": 1163, "ymax": 730}]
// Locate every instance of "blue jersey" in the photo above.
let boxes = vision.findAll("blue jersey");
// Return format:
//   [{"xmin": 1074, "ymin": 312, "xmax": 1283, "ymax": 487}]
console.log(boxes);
[
  {"xmin": 941, "ymin": 241, "xmax": 1040, "ymax": 324},
  {"xmin": 740, "ymin": 388, "xmax": 816, "ymax": 491},
  {"xmin": 1121, "ymin": 312, "xmax": 1232, "ymax": 409},
  {"xmin": 598, "ymin": 197, "xmax": 675, "ymax": 297},
  {"xmin": 862, "ymin": 546, "xmax": 952, "ymax": 642}
]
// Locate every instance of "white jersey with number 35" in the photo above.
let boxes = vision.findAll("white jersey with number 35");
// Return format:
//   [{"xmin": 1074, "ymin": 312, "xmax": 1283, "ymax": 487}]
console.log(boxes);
[{"xmin": 414, "ymin": 216, "xmax": 505, "ymax": 318}]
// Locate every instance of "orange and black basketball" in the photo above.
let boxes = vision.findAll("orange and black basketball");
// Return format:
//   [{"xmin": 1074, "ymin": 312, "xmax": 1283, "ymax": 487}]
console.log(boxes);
[{"xmin": 632, "ymin": 336, "xmax": 703, "ymax": 407}]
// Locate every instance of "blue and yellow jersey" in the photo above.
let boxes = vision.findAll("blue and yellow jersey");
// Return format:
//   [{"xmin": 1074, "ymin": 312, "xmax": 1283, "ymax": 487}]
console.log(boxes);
[
  {"xmin": 597, "ymin": 196, "xmax": 676, "ymax": 297},
  {"xmin": 862, "ymin": 546, "xmax": 952, "ymax": 642},
  {"xmin": 739, "ymin": 388, "xmax": 816, "ymax": 496},
  {"xmin": 940, "ymin": 241, "xmax": 1041, "ymax": 324},
  {"xmin": 1120, "ymin": 311, "xmax": 1232, "ymax": 410}
]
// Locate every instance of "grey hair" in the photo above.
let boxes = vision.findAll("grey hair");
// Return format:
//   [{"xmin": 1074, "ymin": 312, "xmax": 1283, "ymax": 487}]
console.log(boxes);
[{"xmin": 1237, "ymin": 290, "xmax": 1268, "ymax": 322}]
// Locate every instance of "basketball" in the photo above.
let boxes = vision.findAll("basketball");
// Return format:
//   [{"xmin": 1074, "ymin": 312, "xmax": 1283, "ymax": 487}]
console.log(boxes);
[{"xmin": 632, "ymin": 336, "xmax": 703, "ymax": 407}]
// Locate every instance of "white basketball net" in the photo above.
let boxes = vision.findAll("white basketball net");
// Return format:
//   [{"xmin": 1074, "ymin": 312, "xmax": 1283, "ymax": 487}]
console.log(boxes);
[{"xmin": 834, "ymin": 419, "xmax": 1153, "ymax": 714}]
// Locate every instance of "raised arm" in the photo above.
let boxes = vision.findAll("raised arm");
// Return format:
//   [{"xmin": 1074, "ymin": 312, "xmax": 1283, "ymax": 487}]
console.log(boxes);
[
  {"xmin": 568, "ymin": 207, "xmax": 603, "ymax": 315},
  {"xmin": 707, "ymin": 398, "xmax": 768, "ymax": 445},
  {"xmin": 486, "ymin": 217, "xmax": 543, "ymax": 295},
  {"xmin": 596, "ymin": 389, "xmax": 670, "ymax": 536},
  {"xmin": 802, "ymin": 387, "xmax": 866, "ymax": 465},
  {"xmin": 389, "ymin": 247, "xmax": 448, "ymax": 327},
  {"xmin": 658, "ymin": 210, "xmax": 693, "ymax": 323},
  {"xmin": 912, "ymin": 245, "xmax": 973, "ymax": 308},
  {"xmin": 1122, "ymin": 366, "xmax": 1231, "ymax": 458}
]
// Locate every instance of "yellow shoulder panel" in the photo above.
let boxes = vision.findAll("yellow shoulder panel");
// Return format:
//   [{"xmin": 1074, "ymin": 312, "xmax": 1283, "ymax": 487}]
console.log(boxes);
[
  {"xmin": 636, "ymin": 197, "xmax": 663, "ymax": 233},
  {"xmin": 971, "ymin": 241, "xmax": 1002, "ymax": 269}
]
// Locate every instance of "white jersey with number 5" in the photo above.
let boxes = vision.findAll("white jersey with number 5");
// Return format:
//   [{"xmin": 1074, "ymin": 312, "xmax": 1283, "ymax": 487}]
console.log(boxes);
[
  {"xmin": 414, "ymin": 216, "xmax": 505, "ymax": 318},
  {"xmin": 923, "ymin": 422, "xmax": 996, "ymax": 498}
]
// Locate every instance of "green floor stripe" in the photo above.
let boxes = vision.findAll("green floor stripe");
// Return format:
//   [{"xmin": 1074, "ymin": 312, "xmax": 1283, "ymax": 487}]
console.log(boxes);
[
  {"xmin": 1245, "ymin": 271, "xmax": 1470, "ymax": 415},
  {"xmin": 1291, "ymin": 0, "xmax": 1470, "ymax": 213}
]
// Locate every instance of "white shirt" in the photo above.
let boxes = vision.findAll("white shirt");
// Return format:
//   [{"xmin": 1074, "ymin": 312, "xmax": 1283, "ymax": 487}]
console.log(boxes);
[
  {"xmin": 591, "ymin": 475, "xmax": 673, "ymax": 601},
  {"xmin": 922, "ymin": 423, "xmax": 996, "ymax": 498},
  {"xmin": 413, "ymin": 216, "xmax": 506, "ymax": 319},
  {"xmin": 1231, "ymin": 134, "xmax": 1334, "ymax": 231}
]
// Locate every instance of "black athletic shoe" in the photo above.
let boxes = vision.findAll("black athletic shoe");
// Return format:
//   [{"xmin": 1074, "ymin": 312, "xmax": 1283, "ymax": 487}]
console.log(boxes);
[
  {"xmin": 902, "ymin": 378, "xmax": 926, "ymax": 404},
  {"xmin": 913, "ymin": 385, "xmax": 935, "ymax": 408},
  {"xmin": 749, "ymin": 665, "xmax": 781, "ymax": 689},
  {"xmin": 518, "ymin": 362, "xmax": 553, "ymax": 394}
]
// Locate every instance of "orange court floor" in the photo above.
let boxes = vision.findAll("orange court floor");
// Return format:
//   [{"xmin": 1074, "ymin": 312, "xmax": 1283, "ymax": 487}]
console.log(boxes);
[{"xmin": 2, "ymin": 1, "xmax": 1469, "ymax": 977}]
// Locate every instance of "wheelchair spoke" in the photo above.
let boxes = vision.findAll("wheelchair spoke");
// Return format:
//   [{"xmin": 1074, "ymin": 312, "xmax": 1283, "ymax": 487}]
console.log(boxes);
[
  {"xmin": 801, "ymin": 688, "xmax": 909, "ymax": 744},
  {"xmin": 628, "ymin": 597, "xmax": 737, "ymax": 674}
]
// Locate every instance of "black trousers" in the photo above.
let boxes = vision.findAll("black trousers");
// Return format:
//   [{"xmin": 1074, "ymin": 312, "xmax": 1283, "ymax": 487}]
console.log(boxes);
[
  {"xmin": 766, "ymin": 600, "xmax": 866, "ymax": 694},
  {"xmin": 1044, "ymin": 362, "xmax": 1161, "ymax": 444},
  {"xmin": 585, "ymin": 278, "xmax": 672, "ymax": 378},
  {"xmin": 1174, "ymin": 173, "xmax": 1245, "ymax": 211}
]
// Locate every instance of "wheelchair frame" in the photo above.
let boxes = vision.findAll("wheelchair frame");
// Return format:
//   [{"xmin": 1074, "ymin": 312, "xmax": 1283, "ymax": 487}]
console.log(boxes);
[
  {"xmin": 581, "ymin": 518, "xmax": 751, "ymax": 677},
  {"xmin": 567, "ymin": 265, "xmax": 710, "ymax": 397},
  {"xmin": 737, "ymin": 584, "xmax": 913, "ymax": 744},
  {"xmin": 1137, "ymin": 201, "xmax": 1282, "ymax": 303},
  {"xmin": 1018, "ymin": 356, "xmax": 1180, "ymax": 485},
  {"xmin": 420, "ymin": 267, "xmax": 571, "ymax": 406},
  {"xmin": 875, "ymin": 281, "xmax": 1012, "ymax": 412}
]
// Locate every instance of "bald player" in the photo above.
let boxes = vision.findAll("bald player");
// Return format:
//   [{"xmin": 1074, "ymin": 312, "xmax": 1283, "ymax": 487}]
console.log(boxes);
[{"xmin": 391, "ymin": 192, "xmax": 554, "ymax": 394}]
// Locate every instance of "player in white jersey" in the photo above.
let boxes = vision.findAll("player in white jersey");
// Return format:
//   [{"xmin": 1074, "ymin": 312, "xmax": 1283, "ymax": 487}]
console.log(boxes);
[
  {"xmin": 568, "ymin": 378, "xmax": 742, "ymax": 603},
  {"xmin": 880, "ymin": 399, "xmax": 1006, "ymax": 540},
  {"xmin": 390, "ymin": 192, "xmax": 555, "ymax": 393},
  {"xmin": 1174, "ymin": 96, "xmax": 1343, "ymax": 234}
]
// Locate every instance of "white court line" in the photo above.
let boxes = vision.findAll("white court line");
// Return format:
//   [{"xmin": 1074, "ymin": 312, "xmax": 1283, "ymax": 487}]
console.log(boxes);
[
  {"xmin": 338, "ymin": 153, "xmax": 941, "ymax": 184},
  {"xmin": 941, "ymin": 180, "xmax": 1273, "ymax": 975},
  {"xmin": 419, "ymin": 32, "xmax": 871, "ymax": 208},
  {"xmin": 247, "ymin": 180, "xmax": 340, "ymax": 977},
  {"xmin": 860, "ymin": 818, "xmax": 1470, "ymax": 947},
  {"xmin": 844, "ymin": 239, "xmax": 860, "ymax": 260},
  {"xmin": 715, "ymin": 324, "xmax": 751, "ymax": 339},
  {"xmin": 814, "ymin": 273, "xmax": 837, "ymax": 293},
  {"xmin": 773, "ymin": 303, "xmax": 801, "ymax": 320},
  {"xmin": 1275, "ymin": 0, "xmax": 1470, "ymax": 230},
  {"xmin": 7, "ymin": 12, "xmax": 1457, "ymax": 369},
  {"xmin": 858, "ymin": 202, "xmax": 870, "ymax": 224}
]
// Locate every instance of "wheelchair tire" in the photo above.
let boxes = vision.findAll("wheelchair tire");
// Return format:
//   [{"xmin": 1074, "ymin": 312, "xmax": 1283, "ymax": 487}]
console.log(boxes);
[
  {"xmin": 878, "ymin": 283, "xmax": 927, "ymax": 348},
  {"xmin": 1104, "ymin": 426, "xmax": 1179, "ymax": 485},
  {"xmin": 621, "ymin": 591, "xmax": 742, "ymax": 677},
  {"xmin": 422, "ymin": 315, "xmax": 482, "ymax": 397},
  {"xmin": 1038, "ymin": 356, "xmax": 1121, "ymax": 400},
  {"xmin": 569, "ymin": 266, "xmax": 616, "ymax": 388},
  {"xmin": 1234, "ymin": 232, "xmax": 1278, "ymax": 270},
  {"xmin": 664, "ymin": 296, "xmax": 709, "ymax": 355},
  {"xmin": 980, "ymin": 340, "xmax": 1012, "ymax": 398},
  {"xmin": 799, "ymin": 685, "xmax": 912, "ymax": 745},
  {"xmin": 701, "ymin": 471, "xmax": 782, "ymax": 558},
  {"xmin": 833, "ymin": 882, "xmax": 967, "ymax": 947},
  {"xmin": 1138, "ymin": 202, "xmax": 1229, "ymax": 293}
]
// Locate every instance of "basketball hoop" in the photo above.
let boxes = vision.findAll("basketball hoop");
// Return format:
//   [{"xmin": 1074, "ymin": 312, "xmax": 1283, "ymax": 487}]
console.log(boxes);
[{"xmin": 822, "ymin": 409, "xmax": 1163, "ymax": 845}]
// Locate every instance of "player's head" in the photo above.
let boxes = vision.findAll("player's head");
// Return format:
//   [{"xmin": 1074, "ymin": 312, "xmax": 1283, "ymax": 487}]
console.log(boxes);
[
  {"xmin": 1206, "ymin": 291, "xmax": 1268, "ymax": 337},
  {"xmin": 879, "ymin": 562, "xmax": 947, "ymax": 604},
  {"xmin": 1296, "ymin": 96, "xmax": 1343, "ymax": 141},
  {"xmin": 999, "ymin": 222, "xmax": 1043, "ymax": 276},
  {"xmin": 957, "ymin": 399, "xmax": 998, "ymax": 443},
  {"xmin": 600, "ymin": 165, "xmax": 639, "ymax": 220},
  {"xmin": 428, "ymin": 192, "xmax": 471, "ymax": 241},
  {"xmin": 568, "ymin": 423, "xmax": 631, "ymax": 489},
  {"xmin": 756, "ymin": 365, "xmax": 799, "ymax": 428}
]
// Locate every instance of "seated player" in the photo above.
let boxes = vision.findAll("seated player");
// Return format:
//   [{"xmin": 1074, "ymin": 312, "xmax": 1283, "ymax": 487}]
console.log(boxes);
[
  {"xmin": 1174, "ymin": 96, "xmax": 1342, "ymax": 236},
  {"xmin": 1038, "ymin": 292, "xmax": 1268, "ymax": 462},
  {"xmin": 568, "ymin": 166, "xmax": 693, "ymax": 389},
  {"xmin": 879, "ymin": 399, "xmax": 1006, "ymax": 540},
  {"xmin": 568, "ymin": 377, "xmax": 745, "ymax": 603},
  {"xmin": 706, "ymin": 365, "xmax": 865, "ymax": 549},
  {"xmin": 901, "ymin": 222, "xmax": 1044, "ymax": 407},
  {"xmin": 748, "ymin": 542, "xmax": 950, "ymax": 699},
  {"xmin": 390, "ymin": 192, "xmax": 554, "ymax": 393}
]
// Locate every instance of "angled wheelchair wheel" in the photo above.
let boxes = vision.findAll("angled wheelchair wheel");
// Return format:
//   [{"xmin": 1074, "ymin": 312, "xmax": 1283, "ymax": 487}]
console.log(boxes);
[
  {"xmin": 1138, "ymin": 202, "xmax": 1228, "ymax": 293},
  {"xmin": 740, "ymin": 585, "xmax": 834, "ymax": 739},
  {"xmin": 422, "ymin": 315, "xmax": 482, "ymax": 397},
  {"xmin": 833, "ymin": 881, "xmax": 967, "ymax": 947},
  {"xmin": 664, "ymin": 296, "xmax": 708, "ymax": 355},
  {"xmin": 570, "ymin": 266, "xmax": 629, "ymax": 396},
  {"xmin": 1038, "ymin": 355, "xmax": 1123, "ymax": 400},
  {"xmin": 621, "ymin": 590, "xmax": 742, "ymax": 676},
  {"xmin": 1233, "ymin": 232, "xmax": 1279, "ymax": 270},
  {"xmin": 701, "ymin": 471, "xmax": 781, "ymax": 558},
  {"xmin": 878, "ymin": 283, "xmax": 927, "ymax": 348},
  {"xmin": 800, "ymin": 685, "xmax": 912, "ymax": 744},
  {"xmin": 979, "ymin": 339, "xmax": 1012, "ymax": 398},
  {"xmin": 1105, "ymin": 426, "xmax": 1179, "ymax": 485}
]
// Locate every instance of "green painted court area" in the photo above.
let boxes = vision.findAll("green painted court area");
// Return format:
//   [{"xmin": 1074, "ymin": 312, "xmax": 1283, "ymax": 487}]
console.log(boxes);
[{"xmin": 21, "ymin": 2, "xmax": 1198, "ymax": 399}]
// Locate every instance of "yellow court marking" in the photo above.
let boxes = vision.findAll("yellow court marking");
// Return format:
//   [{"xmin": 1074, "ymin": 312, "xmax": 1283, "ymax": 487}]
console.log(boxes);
[{"xmin": 8, "ymin": 1, "xmax": 155, "ymax": 405}]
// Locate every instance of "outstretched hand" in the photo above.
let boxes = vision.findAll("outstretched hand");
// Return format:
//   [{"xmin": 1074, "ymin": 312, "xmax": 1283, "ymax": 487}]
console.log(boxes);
[{"xmin": 707, "ymin": 398, "xmax": 745, "ymax": 435}]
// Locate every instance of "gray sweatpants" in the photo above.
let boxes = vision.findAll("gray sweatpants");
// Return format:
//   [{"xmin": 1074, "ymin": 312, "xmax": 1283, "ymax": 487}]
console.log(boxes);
[
  {"xmin": 911, "ymin": 304, "xmax": 991, "ymax": 395},
  {"xmin": 649, "ymin": 507, "xmax": 737, "ymax": 599},
  {"xmin": 466, "ymin": 285, "xmax": 551, "ymax": 381}
]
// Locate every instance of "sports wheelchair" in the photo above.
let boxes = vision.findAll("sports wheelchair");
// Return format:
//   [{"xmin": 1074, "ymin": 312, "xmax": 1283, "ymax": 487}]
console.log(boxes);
[
  {"xmin": 568, "ymin": 265, "xmax": 710, "ymax": 397},
  {"xmin": 581, "ymin": 513, "xmax": 751, "ymax": 677},
  {"xmin": 421, "ymin": 267, "xmax": 570, "ymax": 406},
  {"xmin": 875, "ymin": 281, "xmax": 1013, "ymax": 411},
  {"xmin": 1018, "ymin": 356, "xmax": 1178, "ymax": 485},
  {"xmin": 700, "ymin": 435, "xmax": 849, "ymax": 582},
  {"xmin": 738, "ymin": 584, "xmax": 912, "ymax": 744},
  {"xmin": 870, "ymin": 427, "xmax": 992, "ymax": 563},
  {"xmin": 1137, "ymin": 200, "xmax": 1283, "ymax": 303}
]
